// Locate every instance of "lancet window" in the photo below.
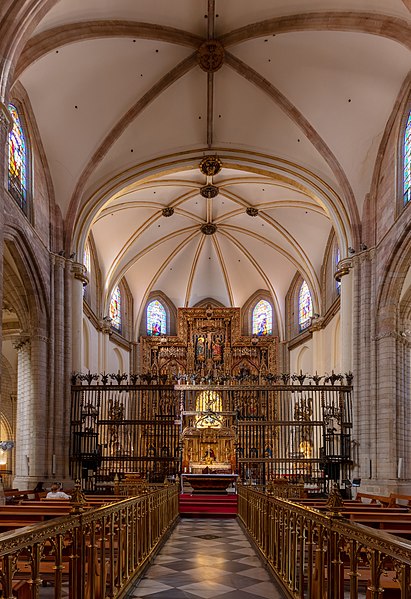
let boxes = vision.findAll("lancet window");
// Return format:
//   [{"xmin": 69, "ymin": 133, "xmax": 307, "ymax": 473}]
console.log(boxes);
[
  {"xmin": 110, "ymin": 286, "xmax": 121, "ymax": 331},
  {"xmin": 335, "ymin": 247, "xmax": 341, "ymax": 295},
  {"xmin": 252, "ymin": 299, "xmax": 272, "ymax": 336},
  {"xmin": 404, "ymin": 110, "xmax": 411, "ymax": 206},
  {"xmin": 147, "ymin": 300, "xmax": 166, "ymax": 336},
  {"xmin": 8, "ymin": 103, "xmax": 28, "ymax": 214},
  {"xmin": 298, "ymin": 281, "xmax": 313, "ymax": 331}
]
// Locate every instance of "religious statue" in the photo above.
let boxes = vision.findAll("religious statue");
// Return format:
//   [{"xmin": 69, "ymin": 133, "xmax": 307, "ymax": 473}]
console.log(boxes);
[
  {"xmin": 203, "ymin": 444, "xmax": 216, "ymax": 464},
  {"xmin": 196, "ymin": 335, "xmax": 206, "ymax": 362},
  {"xmin": 212, "ymin": 336, "xmax": 223, "ymax": 362}
]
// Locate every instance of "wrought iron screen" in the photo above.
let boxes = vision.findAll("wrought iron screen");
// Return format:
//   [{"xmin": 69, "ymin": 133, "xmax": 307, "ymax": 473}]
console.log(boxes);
[{"xmin": 71, "ymin": 373, "xmax": 353, "ymax": 492}]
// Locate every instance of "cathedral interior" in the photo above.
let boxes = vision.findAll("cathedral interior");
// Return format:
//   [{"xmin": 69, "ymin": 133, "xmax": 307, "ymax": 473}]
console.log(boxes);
[{"xmin": 0, "ymin": 2, "xmax": 410, "ymax": 598}]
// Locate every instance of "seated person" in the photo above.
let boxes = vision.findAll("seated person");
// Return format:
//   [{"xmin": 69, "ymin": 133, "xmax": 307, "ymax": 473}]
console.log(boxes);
[
  {"xmin": 33, "ymin": 481, "xmax": 45, "ymax": 493},
  {"xmin": 46, "ymin": 482, "xmax": 71, "ymax": 500}
]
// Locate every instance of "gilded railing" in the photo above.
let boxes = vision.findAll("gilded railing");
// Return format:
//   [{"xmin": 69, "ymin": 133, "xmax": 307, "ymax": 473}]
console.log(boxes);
[
  {"xmin": 0, "ymin": 484, "xmax": 179, "ymax": 599},
  {"xmin": 238, "ymin": 485, "xmax": 411, "ymax": 599}
]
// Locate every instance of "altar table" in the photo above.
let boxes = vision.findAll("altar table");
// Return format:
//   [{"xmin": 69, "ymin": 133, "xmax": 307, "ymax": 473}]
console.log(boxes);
[{"xmin": 182, "ymin": 473, "xmax": 238, "ymax": 494}]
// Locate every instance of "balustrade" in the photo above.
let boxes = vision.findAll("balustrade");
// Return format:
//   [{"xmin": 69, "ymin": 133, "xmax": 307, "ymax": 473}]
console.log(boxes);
[
  {"xmin": 238, "ymin": 485, "xmax": 411, "ymax": 599},
  {"xmin": 0, "ymin": 484, "xmax": 178, "ymax": 599}
]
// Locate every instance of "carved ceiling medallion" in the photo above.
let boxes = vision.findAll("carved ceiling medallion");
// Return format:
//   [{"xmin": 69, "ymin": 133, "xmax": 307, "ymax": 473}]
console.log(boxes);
[
  {"xmin": 199, "ymin": 155, "xmax": 222, "ymax": 177},
  {"xmin": 200, "ymin": 184, "xmax": 219, "ymax": 199},
  {"xmin": 201, "ymin": 223, "xmax": 217, "ymax": 235},
  {"xmin": 197, "ymin": 40, "xmax": 225, "ymax": 73}
]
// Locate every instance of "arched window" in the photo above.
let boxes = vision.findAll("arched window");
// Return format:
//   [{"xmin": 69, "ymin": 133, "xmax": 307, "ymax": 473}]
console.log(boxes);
[
  {"xmin": 83, "ymin": 244, "xmax": 91, "ymax": 298},
  {"xmin": 335, "ymin": 247, "xmax": 341, "ymax": 295},
  {"xmin": 298, "ymin": 281, "xmax": 313, "ymax": 331},
  {"xmin": 147, "ymin": 300, "xmax": 166, "ymax": 336},
  {"xmin": 252, "ymin": 299, "xmax": 272, "ymax": 336},
  {"xmin": 403, "ymin": 109, "xmax": 411, "ymax": 206},
  {"xmin": 109, "ymin": 286, "xmax": 121, "ymax": 331},
  {"xmin": 8, "ymin": 103, "xmax": 28, "ymax": 214},
  {"xmin": 84, "ymin": 244, "xmax": 91, "ymax": 273}
]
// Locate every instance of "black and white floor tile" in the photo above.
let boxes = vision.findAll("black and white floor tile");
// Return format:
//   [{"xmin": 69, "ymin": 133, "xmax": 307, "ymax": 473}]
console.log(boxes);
[{"xmin": 126, "ymin": 519, "xmax": 285, "ymax": 598}]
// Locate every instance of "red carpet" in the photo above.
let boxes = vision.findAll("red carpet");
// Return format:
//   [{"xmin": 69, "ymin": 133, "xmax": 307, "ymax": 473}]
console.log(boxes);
[{"xmin": 179, "ymin": 494, "xmax": 238, "ymax": 518}]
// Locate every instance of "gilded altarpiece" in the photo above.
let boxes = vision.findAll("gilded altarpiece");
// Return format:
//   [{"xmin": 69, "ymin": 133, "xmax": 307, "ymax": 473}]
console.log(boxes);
[
  {"xmin": 140, "ymin": 305, "xmax": 278, "ymax": 381},
  {"xmin": 140, "ymin": 306, "xmax": 278, "ymax": 481}
]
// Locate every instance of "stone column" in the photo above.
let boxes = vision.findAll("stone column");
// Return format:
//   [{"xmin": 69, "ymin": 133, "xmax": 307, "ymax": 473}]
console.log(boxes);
[
  {"xmin": 311, "ymin": 316, "xmax": 325, "ymax": 373},
  {"xmin": 51, "ymin": 254, "xmax": 66, "ymax": 482},
  {"xmin": 335, "ymin": 258, "xmax": 353, "ymax": 374},
  {"xmin": 71, "ymin": 262, "xmax": 87, "ymax": 372},
  {"xmin": 99, "ymin": 318, "xmax": 112, "ymax": 371},
  {"xmin": 0, "ymin": 104, "xmax": 12, "ymax": 407},
  {"xmin": 13, "ymin": 330, "xmax": 49, "ymax": 488}
]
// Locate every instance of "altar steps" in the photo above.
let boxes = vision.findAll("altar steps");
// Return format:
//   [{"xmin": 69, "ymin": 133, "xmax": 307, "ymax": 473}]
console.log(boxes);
[{"xmin": 179, "ymin": 494, "xmax": 238, "ymax": 518}]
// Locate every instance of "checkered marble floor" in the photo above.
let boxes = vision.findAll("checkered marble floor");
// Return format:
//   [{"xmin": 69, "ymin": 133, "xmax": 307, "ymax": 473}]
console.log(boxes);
[{"xmin": 126, "ymin": 519, "xmax": 285, "ymax": 598}]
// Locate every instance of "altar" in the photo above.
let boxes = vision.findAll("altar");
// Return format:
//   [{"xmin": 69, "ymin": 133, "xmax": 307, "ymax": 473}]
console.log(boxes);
[
  {"xmin": 182, "ymin": 473, "xmax": 238, "ymax": 495},
  {"xmin": 189, "ymin": 461, "xmax": 232, "ymax": 474}
]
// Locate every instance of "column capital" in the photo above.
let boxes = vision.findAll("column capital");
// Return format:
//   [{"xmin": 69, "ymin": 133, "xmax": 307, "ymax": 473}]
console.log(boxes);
[
  {"xmin": 310, "ymin": 315, "xmax": 324, "ymax": 331},
  {"xmin": 0, "ymin": 102, "xmax": 13, "ymax": 136},
  {"xmin": 12, "ymin": 333, "xmax": 30, "ymax": 351},
  {"xmin": 51, "ymin": 253, "xmax": 66, "ymax": 269},
  {"xmin": 374, "ymin": 329, "xmax": 411, "ymax": 347},
  {"xmin": 71, "ymin": 261, "xmax": 88, "ymax": 286},
  {"xmin": 100, "ymin": 317, "xmax": 112, "ymax": 334},
  {"xmin": 334, "ymin": 258, "xmax": 353, "ymax": 281}
]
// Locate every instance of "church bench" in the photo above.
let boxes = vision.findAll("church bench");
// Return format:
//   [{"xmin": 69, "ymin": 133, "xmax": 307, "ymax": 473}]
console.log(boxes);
[
  {"xmin": 349, "ymin": 515, "xmax": 411, "ymax": 530},
  {"xmin": 0, "ymin": 519, "xmax": 43, "ymax": 531},
  {"xmin": 0, "ymin": 506, "xmax": 73, "ymax": 521},
  {"xmin": 11, "ymin": 579, "xmax": 32, "ymax": 599},
  {"xmin": 388, "ymin": 493, "xmax": 411, "ymax": 509},
  {"xmin": 355, "ymin": 492, "xmax": 394, "ymax": 506}
]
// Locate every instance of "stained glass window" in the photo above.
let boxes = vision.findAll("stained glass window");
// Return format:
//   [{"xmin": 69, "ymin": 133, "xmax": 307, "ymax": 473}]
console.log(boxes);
[
  {"xmin": 8, "ymin": 104, "xmax": 28, "ymax": 213},
  {"xmin": 147, "ymin": 300, "xmax": 166, "ymax": 336},
  {"xmin": 298, "ymin": 281, "xmax": 313, "ymax": 331},
  {"xmin": 84, "ymin": 244, "xmax": 91, "ymax": 272},
  {"xmin": 404, "ymin": 110, "xmax": 411, "ymax": 206},
  {"xmin": 110, "ymin": 286, "xmax": 121, "ymax": 331},
  {"xmin": 335, "ymin": 247, "xmax": 341, "ymax": 295},
  {"xmin": 252, "ymin": 299, "xmax": 272, "ymax": 336}
]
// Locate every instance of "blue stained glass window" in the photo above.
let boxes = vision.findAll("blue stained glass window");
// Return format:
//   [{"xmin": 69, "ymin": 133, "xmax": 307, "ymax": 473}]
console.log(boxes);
[
  {"xmin": 404, "ymin": 111, "xmax": 411, "ymax": 206},
  {"xmin": 298, "ymin": 281, "xmax": 313, "ymax": 331},
  {"xmin": 335, "ymin": 247, "xmax": 341, "ymax": 295},
  {"xmin": 8, "ymin": 104, "xmax": 28, "ymax": 213},
  {"xmin": 147, "ymin": 300, "xmax": 166, "ymax": 336},
  {"xmin": 110, "ymin": 286, "xmax": 121, "ymax": 330},
  {"xmin": 252, "ymin": 300, "xmax": 272, "ymax": 336}
]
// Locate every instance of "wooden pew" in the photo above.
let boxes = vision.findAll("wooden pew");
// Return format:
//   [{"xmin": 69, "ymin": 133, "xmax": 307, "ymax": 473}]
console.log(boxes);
[
  {"xmin": 355, "ymin": 492, "xmax": 394, "ymax": 506},
  {"xmin": 388, "ymin": 493, "xmax": 411, "ymax": 509}
]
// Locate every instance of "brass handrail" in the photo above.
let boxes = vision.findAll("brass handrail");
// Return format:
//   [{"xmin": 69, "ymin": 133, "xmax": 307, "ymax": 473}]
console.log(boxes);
[
  {"xmin": 238, "ymin": 484, "xmax": 411, "ymax": 599},
  {"xmin": 0, "ymin": 484, "xmax": 179, "ymax": 598}
]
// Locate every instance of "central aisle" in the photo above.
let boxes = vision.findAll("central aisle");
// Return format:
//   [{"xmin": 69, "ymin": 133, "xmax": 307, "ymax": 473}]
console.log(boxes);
[{"xmin": 127, "ymin": 518, "xmax": 285, "ymax": 598}]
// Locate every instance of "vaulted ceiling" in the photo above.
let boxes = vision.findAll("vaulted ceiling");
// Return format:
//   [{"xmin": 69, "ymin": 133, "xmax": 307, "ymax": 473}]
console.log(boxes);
[{"xmin": 12, "ymin": 0, "xmax": 411, "ymax": 335}]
